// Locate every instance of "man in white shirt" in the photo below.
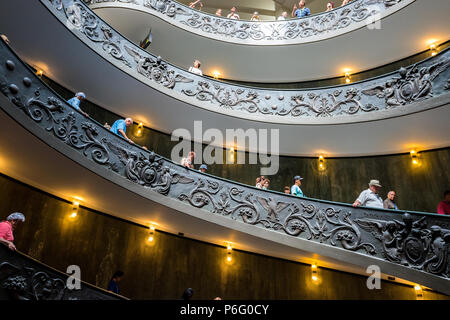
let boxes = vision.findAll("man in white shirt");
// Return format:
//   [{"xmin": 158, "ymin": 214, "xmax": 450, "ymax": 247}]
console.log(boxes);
[
  {"xmin": 353, "ymin": 179, "xmax": 384, "ymax": 208},
  {"xmin": 277, "ymin": 11, "xmax": 288, "ymax": 20},
  {"xmin": 227, "ymin": 7, "xmax": 240, "ymax": 20},
  {"xmin": 188, "ymin": 60, "xmax": 202, "ymax": 76}
]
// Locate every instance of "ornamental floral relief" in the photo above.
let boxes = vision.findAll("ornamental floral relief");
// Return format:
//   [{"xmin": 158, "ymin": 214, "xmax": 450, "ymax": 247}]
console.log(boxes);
[
  {"xmin": 44, "ymin": 0, "xmax": 450, "ymax": 122},
  {"xmin": 85, "ymin": 0, "xmax": 407, "ymax": 42},
  {"xmin": 1, "ymin": 40, "xmax": 450, "ymax": 280}
]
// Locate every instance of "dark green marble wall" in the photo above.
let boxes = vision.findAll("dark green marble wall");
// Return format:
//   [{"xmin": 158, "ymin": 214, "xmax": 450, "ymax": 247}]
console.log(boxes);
[{"xmin": 0, "ymin": 174, "xmax": 448, "ymax": 300}]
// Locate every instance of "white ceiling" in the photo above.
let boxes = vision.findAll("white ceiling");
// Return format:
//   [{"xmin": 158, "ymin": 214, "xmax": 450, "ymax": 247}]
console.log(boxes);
[{"xmin": 90, "ymin": 0, "xmax": 450, "ymax": 82}]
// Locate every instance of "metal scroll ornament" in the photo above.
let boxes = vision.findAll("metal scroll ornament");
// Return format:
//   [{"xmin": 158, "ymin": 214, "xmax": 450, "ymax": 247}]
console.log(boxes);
[{"xmin": 47, "ymin": 0, "xmax": 450, "ymax": 122}]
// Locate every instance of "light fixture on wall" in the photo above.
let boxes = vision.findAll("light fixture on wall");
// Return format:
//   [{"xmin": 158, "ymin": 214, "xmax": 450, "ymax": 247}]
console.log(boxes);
[
  {"xmin": 226, "ymin": 242, "xmax": 232, "ymax": 262},
  {"xmin": 70, "ymin": 200, "xmax": 79, "ymax": 219},
  {"xmin": 410, "ymin": 150, "xmax": 421, "ymax": 166},
  {"xmin": 318, "ymin": 155, "xmax": 326, "ymax": 171},
  {"xmin": 228, "ymin": 146, "xmax": 235, "ymax": 163},
  {"xmin": 148, "ymin": 224, "xmax": 155, "ymax": 242},
  {"xmin": 36, "ymin": 69, "xmax": 44, "ymax": 77},
  {"xmin": 212, "ymin": 70, "xmax": 221, "ymax": 80},
  {"xmin": 429, "ymin": 42, "xmax": 438, "ymax": 56},
  {"xmin": 342, "ymin": 69, "xmax": 352, "ymax": 84},
  {"xmin": 414, "ymin": 284, "xmax": 423, "ymax": 300},
  {"xmin": 135, "ymin": 122, "xmax": 144, "ymax": 137},
  {"xmin": 311, "ymin": 263, "xmax": 319, "ymax": 282}
]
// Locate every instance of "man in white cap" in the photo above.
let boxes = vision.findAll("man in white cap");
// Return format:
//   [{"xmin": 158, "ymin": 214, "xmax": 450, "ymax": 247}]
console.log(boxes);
[
  {"xmin": 0, "ymin": 212, "xmax": 25, "ymax": 251},
  {"xmin": 291, "ymin": 175, "xmax": 305, "ymax": 197},
  {"xmin": 353, "ymin": 180, "xmax": 383, "ymax": 208},
  {"xmin": 67, "ymin": 92, "xmax": 89, "ymax": 117}
]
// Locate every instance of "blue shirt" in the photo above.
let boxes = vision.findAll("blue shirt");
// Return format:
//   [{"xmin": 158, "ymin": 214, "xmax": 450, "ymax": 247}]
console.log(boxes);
[
  {"xmin": 107, "ymin": 280, "xmax": 119, "ymax": 294},
  {"xmin": 291, "ymin": 185, "xmax": 304, "ymax": 197},
  {"xmin": 295, "ymin": 7, "xmax": 310, "ymax": 18},
  {"xmin": 67, "ymin": 97, "xmax": 81, "ymax": 111},
  {"xmin": 110, "ymin": 119, "xmax": 127, "ymax": 137}
]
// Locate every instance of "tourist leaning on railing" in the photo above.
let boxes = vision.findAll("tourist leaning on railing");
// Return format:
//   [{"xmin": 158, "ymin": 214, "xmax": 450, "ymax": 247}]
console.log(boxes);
[
  {"xmin": 277, "ymin": 11, "xmax": 288, "ymax": 21},
  {"xmin": 110, "ymin": 118, "xmax": 134, "ymax": 144},
  {"xmin": 353, "ymin": 180, "xmax": 384, "ymax": 208},
  {"xmin": 67, "ymin": 92, "xmax": 89, "ymax": 117},
  {"xmin": 227, "ymin": 7, "xmax": 240, "ymax": 20},
  {"xmin": 215, "ymin": 8, "xmax": 222, "ymax": 16},
  {"xmin": 262, "ymin": 178, "xmax": 270, "ymax": 190},
  {"xmin": 0, "ymin": 212, "xmax": 25, "ymax": 251},
  {"xmin": 181, "ymin": 151, "xmax": 196, "ymax": 169},
  {"xmin": 291, "ymin": 176, "xmax": 305, "ymax": 197},
  {"xmin": 383, "ymin": 190, "xmax": 399, "ymax": 210},
  {"xmin": 188, "ymin": 0, "xmax": 203, "ymax": 11},
  {"xmin": 251, "ymin": 11, "xmax": 260, "ymax": 21},
  {"xmin": 437, "ymin": 190, "xmax": 450, "ymax": 215},
  {"xmin": 292, "ymin": 0, "xmax": 311, "ymax": 18},
  {"xmin": 326, "ymin": 2, "xmax": 335, "ymax": 11},
  {"xmin": 107, "ymin": 270, "xmax": 124, "ymax": 294},
  {"xmin": 188, "ymin": 60, "xmax": 203, "ymax": 76},
  {"xmin": 199, "ymin": 164, "xmax": 208, "ymax": 173}
]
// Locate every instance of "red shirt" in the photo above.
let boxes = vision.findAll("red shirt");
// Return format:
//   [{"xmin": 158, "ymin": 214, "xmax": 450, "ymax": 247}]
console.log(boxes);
[
  {"xmin": 0, "ymin": 221, "xmax": 14, "ymax": 241},
  {"xmin": 437, "ymin": 201, "xmax": 450, "ymax": 215}
]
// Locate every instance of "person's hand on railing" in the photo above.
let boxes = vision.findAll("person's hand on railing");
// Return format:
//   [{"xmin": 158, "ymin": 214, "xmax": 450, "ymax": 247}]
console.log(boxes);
[{"xmin": 0, "ymin": 238, "xmax": 16, "ymax": 251}]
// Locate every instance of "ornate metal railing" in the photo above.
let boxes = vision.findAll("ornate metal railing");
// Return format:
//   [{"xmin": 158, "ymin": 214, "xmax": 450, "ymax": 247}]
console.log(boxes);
[
  {"xmin": 85, "ymin": 0, "xmax": 412, "ymax": 45},
  {"xmin": 0, "ymin": 245, "xmax": 125, "ymax": 300},
  {"xmin": 42, "ymin": 0, "xmax": 450, "ymax": 124},
  {"xmin": 1, "ymin": 39, "xmax": 449, "ymax": 293}
]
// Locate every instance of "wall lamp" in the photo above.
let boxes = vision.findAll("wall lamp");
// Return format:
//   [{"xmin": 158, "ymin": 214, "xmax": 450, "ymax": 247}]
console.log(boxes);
[
  {"xmin": 148, "ymin": 224, "xmax": 155, "ymax": 242},
  {"xmin": 344, "ymin": 71, "xmax": 351, "ymax": 84},
  {"xmin": 70, "ymin": 200, "xmax": 79, "ymax": 219},
  {"xmin": 212, "ymin": 70, "xmax": 221, "ymax": 80},
  {"xmin": 429, "ymin": 43, "xmax": 438, "ymax": 56},
  {"xmin": 410, "ymin": 150, "xmax": 421, "ymax": 167},
  {"xmin": 414, "ymin": 284, "xmax": 423, "ymax": 300},
  {"xmin": 311, "ymin": 263, "xmax": 319, "ymax": 282},
  {"xmin": 135, "ymin": 122, "xmax": 144, "ymax": 137},
  {"xmin": 226, "ymin": 242, "xmax": 232, "ymax": 262},
  {"xmin": 318, "ymin": 155, "xmax": 326, "ymax": 171}
]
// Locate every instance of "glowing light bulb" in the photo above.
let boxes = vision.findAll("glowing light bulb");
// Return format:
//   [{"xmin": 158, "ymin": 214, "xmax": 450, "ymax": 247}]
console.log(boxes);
[
  {"xmin": 312, "ymin": 275, "xmax": 318, "ymax": 281},
  {"xmin": 227, "ymin": 255, "xmax": 232, "ymax": 262},
  {"xmin": 70, "ymin": 212, "xmax": 77, "ymax": 218},
  {"xmin": 148, "ymin": 235, "xmax": 154, "ymax": 242},
  {"xmin": 414, "ymin": 285, "xmax": 421, "ymax": 291}
]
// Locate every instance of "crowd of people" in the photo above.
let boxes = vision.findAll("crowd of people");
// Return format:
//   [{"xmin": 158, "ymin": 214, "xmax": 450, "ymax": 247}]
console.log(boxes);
[{"xmin": 187, "ymin": 0, "xmax": 353, "ymax": 21}]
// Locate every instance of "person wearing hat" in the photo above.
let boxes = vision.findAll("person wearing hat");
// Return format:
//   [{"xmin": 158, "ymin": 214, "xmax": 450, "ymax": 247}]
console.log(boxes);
[
  {"xmin": 352, "ymin": 180, "xmax": 384, "ymax": 208},
  {"xmin": 291, "ymin": 176, "xmax": 305, "ymax": 197},
  {"xmin": 199, "ymin": 164, "xmax": 208, "ymax": 173},
  {"xmin": 67, "ymin": 92, "xmax": 89, "ymax": 117},
  {"xmin": 0, "ymin": 212, "xmax": 25, "ymax": 251}
]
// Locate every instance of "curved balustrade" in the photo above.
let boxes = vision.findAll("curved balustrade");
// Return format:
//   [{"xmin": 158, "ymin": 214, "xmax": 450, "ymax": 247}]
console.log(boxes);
[
  {"xmin": 1, "ymin": 39, "xmax": 449, "ymax": 294},
  {"xmin": 0, "ymin": 245, "xmax": 124, "ymax": 300},
  {"xmin": 40, "ymin": 0, "xmax": 450, "ymax": 124},
  {"xmin": 85, "ymin": 0, "xmax": 413, "ymax": 45}
]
